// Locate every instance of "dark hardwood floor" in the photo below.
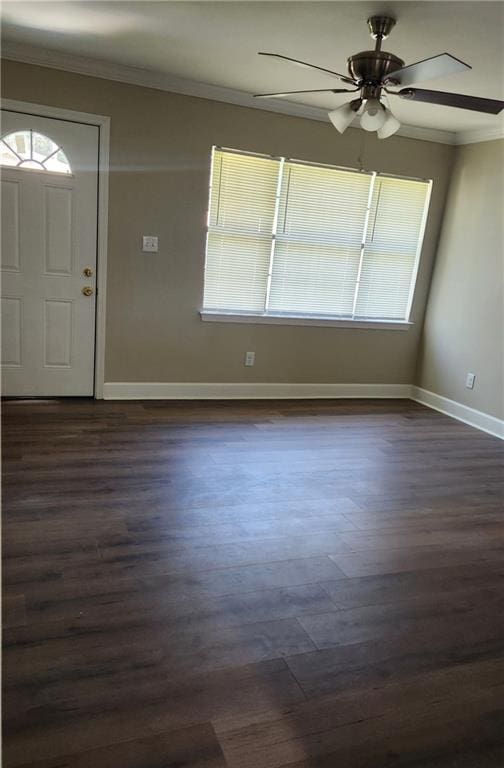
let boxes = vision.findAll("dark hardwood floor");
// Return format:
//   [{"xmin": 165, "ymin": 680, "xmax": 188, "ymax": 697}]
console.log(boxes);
[{"xmin": 2, "ymin": 398, "xmax": 504, "ymax": 767}]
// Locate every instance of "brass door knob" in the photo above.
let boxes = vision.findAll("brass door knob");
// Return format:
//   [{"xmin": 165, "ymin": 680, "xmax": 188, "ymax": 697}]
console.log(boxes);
[
  {"xmin": 82, "ymin": 286, "xmax": 94, "ymax": 296},
  {"xmin": 83, "ymin": 267, "xmax": 94, "ymax": 277}
]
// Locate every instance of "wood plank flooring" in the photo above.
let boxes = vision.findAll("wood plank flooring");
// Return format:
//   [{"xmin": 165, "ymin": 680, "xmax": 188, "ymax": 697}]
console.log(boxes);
[{"xmin": 2, "ymin": 398, "xmax": 504, "ymax": 767}]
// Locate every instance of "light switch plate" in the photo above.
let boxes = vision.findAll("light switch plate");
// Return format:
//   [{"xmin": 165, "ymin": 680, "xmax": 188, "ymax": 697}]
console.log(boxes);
[
  {"xmin": 142, "ymin": 235, "xmax": 159, "ymax": 253},
  {"xmin": 465, "ymin": 373, "xmax": 476, "ymax": 389}
]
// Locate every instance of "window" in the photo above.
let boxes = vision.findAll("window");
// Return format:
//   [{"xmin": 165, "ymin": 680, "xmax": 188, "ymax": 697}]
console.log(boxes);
[
  {"xmin": 0, "ymin": 130, "xmax": 71, "ymax": 174},
  {"xmin": 202, "ymin": 147, "xmax": 431, "ymax": 325}
]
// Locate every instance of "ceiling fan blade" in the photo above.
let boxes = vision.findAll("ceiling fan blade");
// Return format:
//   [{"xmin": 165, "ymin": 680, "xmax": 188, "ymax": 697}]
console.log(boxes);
[
  {"xmin": 396, "ymin": 87, "xmax": 504, "ymax": 114},
  {"xmin": 258, "ymin": 52, "xmax": 356, "ymax": 85},
  {"xmin": 254, "ymin": 88, "xmax": 356, "ymax": 99},
  {"xmin": 385, "ymin": 53, "xmax": 471, "ymax": 86}
]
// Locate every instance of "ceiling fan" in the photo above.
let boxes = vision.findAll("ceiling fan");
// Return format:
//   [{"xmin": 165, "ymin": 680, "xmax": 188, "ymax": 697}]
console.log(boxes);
[{"xmin": 254, "ymin": 16, "xmax": 504, "ymax": 139}]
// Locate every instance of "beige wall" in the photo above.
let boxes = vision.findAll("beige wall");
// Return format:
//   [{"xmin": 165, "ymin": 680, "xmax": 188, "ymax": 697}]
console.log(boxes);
[
  {"xmin": 2, "ymin": 60, "xmax": 455, "ymax": 384},
  {"xmin": 416, "ymin": 140, "xmax": 504, "ymax": 419}
]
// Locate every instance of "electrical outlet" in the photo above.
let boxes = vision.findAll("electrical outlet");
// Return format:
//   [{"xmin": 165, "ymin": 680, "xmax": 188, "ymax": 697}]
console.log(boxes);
[
  {"xmin": 244, "ymin": 351, "xmax": 255, "ymax": 367},
  {"xmin": 466, "ymin": 373, "xmax": 476, "ymax": 390},
  {"xmin": 142, "ymin": 235, "xmax": 159, "ymax": 253}
]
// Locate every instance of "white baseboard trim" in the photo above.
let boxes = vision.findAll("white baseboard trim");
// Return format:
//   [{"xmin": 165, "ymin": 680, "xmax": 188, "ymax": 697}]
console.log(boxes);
[
  {"xmin": 103, "ymin": 382, "xmax": 412, "ymax": 400},
  {"xmin": 411, "ymin": 386, "xmax": 504, "ymax": 440},
  {"xmin": 102, "ymin": 381, "xmax": 504, "ymax": 439}
]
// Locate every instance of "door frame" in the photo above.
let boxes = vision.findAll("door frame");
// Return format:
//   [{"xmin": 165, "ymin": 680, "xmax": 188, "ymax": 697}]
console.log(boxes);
[{"xmin": 1, "ymin": 98, "xmax": 110, "ymax": 398}]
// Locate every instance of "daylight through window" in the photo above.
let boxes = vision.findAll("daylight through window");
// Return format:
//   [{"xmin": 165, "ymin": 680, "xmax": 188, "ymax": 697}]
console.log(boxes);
[
  {"xmin": 0, "ymin": 130, "xmax": 71, "ymax": 174},
  {"xmin": 203, "ymin": 147, "xmax": 432, "ymax": 323}
]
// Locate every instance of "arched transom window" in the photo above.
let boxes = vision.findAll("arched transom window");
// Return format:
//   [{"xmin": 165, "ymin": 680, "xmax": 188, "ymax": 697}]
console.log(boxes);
[{"xmin": 0, "ymin": 130, "xmax": 71, "ymax": 174}]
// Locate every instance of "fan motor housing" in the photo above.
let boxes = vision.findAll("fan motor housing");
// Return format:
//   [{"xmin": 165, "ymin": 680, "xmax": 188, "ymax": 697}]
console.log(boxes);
[{"xmin": 348, "ymin": 50, "xmax": 404, "ymax": 85}]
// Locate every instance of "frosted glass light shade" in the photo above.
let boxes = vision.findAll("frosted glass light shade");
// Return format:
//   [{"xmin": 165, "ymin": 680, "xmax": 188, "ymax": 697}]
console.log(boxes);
[
  {"xmin": 328, "ymin": 102, "xmax": 357, "ymax": 134},
  {"xmin": 377, "ymin": 108, "xmax": 401, "ymax": 139},
  {"xmin": 360, "ymin": 99, "xmax": 387, "ymax": 131}
]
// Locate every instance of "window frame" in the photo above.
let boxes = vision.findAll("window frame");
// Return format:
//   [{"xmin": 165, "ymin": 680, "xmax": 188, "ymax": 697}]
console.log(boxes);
[{"xmin": 201, "ymin": 146, "xmax": 432, "ymax": 330}]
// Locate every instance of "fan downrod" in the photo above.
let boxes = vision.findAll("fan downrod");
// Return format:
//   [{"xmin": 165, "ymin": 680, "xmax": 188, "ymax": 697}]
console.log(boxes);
[{"xmin": 347, "ymin": 16, "xmax": 403, "ymax": 86}]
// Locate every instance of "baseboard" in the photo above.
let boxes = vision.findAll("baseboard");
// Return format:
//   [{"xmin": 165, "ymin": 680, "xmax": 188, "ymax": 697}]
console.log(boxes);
[
  {"xmin": 411, "ymin": 386, "xmax": 504, "ymax": 440},
  {"xmin": 102, "ymin": 381, "xmax": 504, "ymax": 439},
  {"xmin": 103, "ymin": 382, "xmax": 412, "ymax": 400}
]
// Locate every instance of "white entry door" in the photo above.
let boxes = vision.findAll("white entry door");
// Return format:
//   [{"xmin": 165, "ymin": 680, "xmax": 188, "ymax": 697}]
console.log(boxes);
[{"xmin": 1, "ymin": 110, "xmax": 99, "ymax": 396}]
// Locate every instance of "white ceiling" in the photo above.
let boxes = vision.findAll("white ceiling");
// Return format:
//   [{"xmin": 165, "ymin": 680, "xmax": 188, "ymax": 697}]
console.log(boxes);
[{"xmin": 2, "ymin": 1, "xmax": 504, "ymax": 137}]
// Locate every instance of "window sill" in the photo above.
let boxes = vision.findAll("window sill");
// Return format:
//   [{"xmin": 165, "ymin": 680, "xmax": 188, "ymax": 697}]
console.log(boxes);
[{"xmin": 200, "ymin": 311, "xmax": 413, "ymax": 331}]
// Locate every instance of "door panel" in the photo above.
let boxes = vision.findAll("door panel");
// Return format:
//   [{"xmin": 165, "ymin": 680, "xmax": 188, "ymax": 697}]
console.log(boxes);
[
  {"xmin": 44, "ymin": 299, "xmax": 73, "ymax": 367},
  {"xmin": 44, "ymin": 185, "xmax": 74, "ymax": 275},
  {"xmin": 1, "ymin": 297, "xmax": 22, "ymax": 366},
  {"xmin": 1, "ymin": 110, "xmax": 99, "ymax": 396},
  {"xmin": 1, "ymin": 179, "xmax": 21, "ymax": 271}
]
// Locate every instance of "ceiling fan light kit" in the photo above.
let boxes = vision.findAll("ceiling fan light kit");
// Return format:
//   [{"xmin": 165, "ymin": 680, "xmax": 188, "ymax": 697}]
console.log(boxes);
[
  {"xmin": 254, "ymin": 15, "xmax": 504, "ymax": 139},
  {"xmin": 328, "ymin": 99, "xmax": 360, "ymax": 133},
  {"xmin": 377, "ymin": 109, "xmax": 402, "ymax": 139},
  {"xmin": 360, "ymin": 98, "xmax": 387, "ymax": 131}
]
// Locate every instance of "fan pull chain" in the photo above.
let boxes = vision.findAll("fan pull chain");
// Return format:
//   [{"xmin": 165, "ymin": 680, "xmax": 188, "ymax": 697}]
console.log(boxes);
[{"xmin": 357, "ymin": 130, "xmax": 367, "ymax": 172}]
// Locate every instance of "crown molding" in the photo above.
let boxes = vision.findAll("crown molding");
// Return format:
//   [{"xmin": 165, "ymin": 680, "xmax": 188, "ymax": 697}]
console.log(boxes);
[
  {"xmin": 390, "ymin": 123, "xmax": 455, "ymax": 145},
  {"xmin": 0, "ymin": 41, "xmax": 337, "ymax": 124},
  {"xmin": 455, "ymin": 124, "xmax": 504, "ymax": 145},
  {"xmin": 1, "ymin": 40, "xmax": 459, "ymax": 145}
]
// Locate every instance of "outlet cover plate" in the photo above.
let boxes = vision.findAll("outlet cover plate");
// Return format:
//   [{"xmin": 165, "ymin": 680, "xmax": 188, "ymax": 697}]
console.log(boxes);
[{"xmin": 142, "ymin": 235, "xmax": 159, "ymax": 253}]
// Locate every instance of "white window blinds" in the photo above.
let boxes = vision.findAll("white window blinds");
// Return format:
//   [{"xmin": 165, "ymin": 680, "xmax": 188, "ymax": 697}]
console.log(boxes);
[
  {"xmin": 354, "ymin": 176, "xmax": 431, "ymax": 319},
  {"xmin": 203, "ymin": 148, "xmax": 431, "ymax": 322},
  {"xmin": 270, "ymin": 162, "xmax": 373, "ymax": 316},
  {"xmin": 204, "ymin": 150, "xmax": 281, "ymax": 312}
]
